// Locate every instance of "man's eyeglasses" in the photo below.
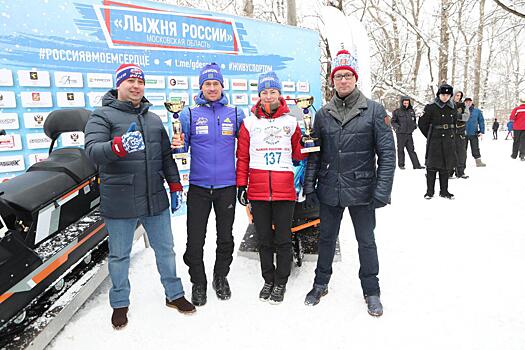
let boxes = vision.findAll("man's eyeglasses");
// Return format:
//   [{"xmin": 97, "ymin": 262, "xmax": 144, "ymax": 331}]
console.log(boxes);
[{"xmin": 333, "ymin": 73, "xmax": 355, "ymax": 81}]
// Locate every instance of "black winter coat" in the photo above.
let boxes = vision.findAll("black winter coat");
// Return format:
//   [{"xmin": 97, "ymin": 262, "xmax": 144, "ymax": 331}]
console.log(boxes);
[
  {"xmin": 303, "ymin": 92, "xmax": 396, "ymax": 207},
  {"xmin": 84, "ymin": 90, "xmax": 180, "ymax": 219},
  {"xmin": 391, "ymin": 97, "xmax": 417, "ymax": 134},
  {"xmin": 418, "ymin": 99, "xmax": 458, "ymax": 170}
]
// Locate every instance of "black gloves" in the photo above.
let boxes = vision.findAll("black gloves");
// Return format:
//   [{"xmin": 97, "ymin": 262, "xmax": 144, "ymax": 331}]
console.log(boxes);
[
  {"xmin": 303, "ymin": 191, "xmax": 319, "ymax": 209},
  {"xmin": 237, "ymin": 186, "xmax": 248, "ymax": 206}
]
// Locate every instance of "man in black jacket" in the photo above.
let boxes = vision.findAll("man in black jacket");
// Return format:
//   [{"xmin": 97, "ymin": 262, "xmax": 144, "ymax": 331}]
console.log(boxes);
[
  {"xmin": 85, "ymin": 64, "xmax": 195, "ymax": 329},
  {"xmin": 302, "ymin": 50, "xmax": 396, "ymax": 317},
  {"xmin": 391, "ymin": 96, "xmax": 424, "ymax": 170}
]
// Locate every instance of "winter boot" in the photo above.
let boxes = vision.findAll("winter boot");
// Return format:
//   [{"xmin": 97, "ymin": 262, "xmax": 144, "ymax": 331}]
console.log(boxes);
[
  {"xmin": 259, "ymin": 282, "xmax": 274, "ymax": 301},
  {"xmin": 304, "ymin": 284, "xmax": 329, "ymax": 306},
  {"xmin": 475, "ymin": 158, "xmax": 486, "ymax": 167},
  {"xmin": 191, "ymin": 283, "xmax": 207, "ymax": 306},
  {"xmin": 424, "ymin": 193, "xmax": 434, "ymax": 200},
  {"xmin": 425, "ymin": 170, "xmax": 437, "ymax": 199},
  {"xmin": 212, "ymin": 275, "xmax": 231, "ymax": 300},
  {"xmin": 365, "ymin": 295, "xmax": 383, "ymax": 317},
  {"xmin": 439, "ymin": 171, "xmax": 454, "ymax": 199},
  {"xmin": 166, "ymin": 297, "xmax": 196, "ymax": 314},
  {"xmin": 269, "ymin": 284, "xmax": 286, "ymax": 305},
  {"xmin": 111, "ymin": 307, "xmax": 128, "ymax": 330}
]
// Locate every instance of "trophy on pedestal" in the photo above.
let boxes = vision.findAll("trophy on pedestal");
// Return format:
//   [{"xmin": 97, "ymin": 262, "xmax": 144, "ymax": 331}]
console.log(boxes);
[
  {"xmin": 164, "ymin": 97, "xmax": 185, "ymax": 150},
  {"xmin": 296, "ymin": 96, "xmax": 320, "ymax": 153}
]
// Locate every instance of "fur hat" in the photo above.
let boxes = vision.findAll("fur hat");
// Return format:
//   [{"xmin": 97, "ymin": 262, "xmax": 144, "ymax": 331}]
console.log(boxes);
[{"xmin": 437, "ymin": 84, "xmax": 453, "ymax": 96}]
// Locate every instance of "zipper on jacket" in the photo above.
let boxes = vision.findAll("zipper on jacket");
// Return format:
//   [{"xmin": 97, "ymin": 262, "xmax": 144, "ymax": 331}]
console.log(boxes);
[
  {"xmin": 137, "ymin": 113, "xmax": 152, "ymax": 215},
  {"xmin": 213, "ymin": 104, "xmax": 217, "ymax": 186}
]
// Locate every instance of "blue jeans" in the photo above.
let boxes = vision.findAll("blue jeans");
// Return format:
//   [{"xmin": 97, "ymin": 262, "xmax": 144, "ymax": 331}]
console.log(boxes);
[{"xmin": 105, "ymin": 208, "xmax": 184, "ymax": 308}]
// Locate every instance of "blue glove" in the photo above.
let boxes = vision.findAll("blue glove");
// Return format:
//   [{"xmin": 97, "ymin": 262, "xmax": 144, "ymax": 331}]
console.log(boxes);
[
  {"xmin": 170, "ymin": 191, "xmax": 183, "ymax": 213},
  {"xmin": 121, "ymin": 122, "xmax": 145, "ymax": 153}
]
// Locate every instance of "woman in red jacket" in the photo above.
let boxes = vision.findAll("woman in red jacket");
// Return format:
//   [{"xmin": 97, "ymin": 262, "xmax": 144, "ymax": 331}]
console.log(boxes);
[{"xmin": 236, "ymin": 71, "xmax": 305, "ymax": 304}]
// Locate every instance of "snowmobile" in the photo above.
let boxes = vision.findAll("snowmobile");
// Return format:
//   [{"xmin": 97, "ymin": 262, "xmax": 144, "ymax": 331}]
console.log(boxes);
[{"xmin": 0, "ymin": 108, "xmax": 108, "ymax": 338}]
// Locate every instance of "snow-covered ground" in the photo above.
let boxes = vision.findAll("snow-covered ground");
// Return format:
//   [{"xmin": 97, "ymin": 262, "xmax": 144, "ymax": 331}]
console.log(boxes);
[{"xmin": 49, "ymin": 131, "xmax": 525, "ymax": 350}]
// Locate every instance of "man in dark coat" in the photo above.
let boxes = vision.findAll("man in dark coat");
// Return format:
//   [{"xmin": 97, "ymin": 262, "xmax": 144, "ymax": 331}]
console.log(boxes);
[
  {"xmin": 85, "ymin": 64, "xmax": 195, "ymax": 329},
  {"xmin": 391, "ymin": 96, "xmax": 424, "ymax": 170},
  {"xmin": 450, "ymin": 90, "xmax": 469, "ymax": 179},
  {"xmin": 418, "ymin": 84, "xmax": 458, "ymax": 199},
  {"xmin": 492, "ymin": 119, "xmax": 500, "ymax": 140},
  {"xmin": 302, "ymin": 50, "xmax": 396, "ymax": 317}
]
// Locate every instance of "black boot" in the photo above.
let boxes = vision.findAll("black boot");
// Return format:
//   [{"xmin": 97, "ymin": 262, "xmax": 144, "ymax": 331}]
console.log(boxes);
[
  {"xmin": 259, "ymin": 282, "xmax": 273, "ymax": 301},
  {"xmin": 269, "ymin": 284, "xmax": 286, "ymax": 305},
  {"xmin": 439, "ymin": 171, "xmax": 454, "ymax": 199},
  {"xmin": 191, "ymin": 283, "xmax": 207, "ymax": 306},
  {"xmin": 212, "ymin": 275, "xmax": 231, "ymax": 300},
  {"xmin": 304, "ymin": 284, "xmax": 328, "ymax": 306},
  {"xmin": 365, "ymin": 295, "xmax": 383, "ymax": 317},
  {"xmin": 425, "ymin": 169, "xmax": 437, "ymax": 199}
]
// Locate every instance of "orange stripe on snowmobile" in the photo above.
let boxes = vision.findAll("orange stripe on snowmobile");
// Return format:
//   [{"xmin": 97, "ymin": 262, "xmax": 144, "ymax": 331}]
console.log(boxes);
[
  {"xmin": 32, "ymin": 223, "xmax": 106, "ymax": 284},
  {"xmin": 291, "ymin": 219, "xmax": 320, "ymax": 233},
  {"xmin": 0, "ymin": 292, "xmax": 13, "ymax": 303},
  {"xmin": 60, "ymin": 178, "xmax": 94, "ymax": 200}
]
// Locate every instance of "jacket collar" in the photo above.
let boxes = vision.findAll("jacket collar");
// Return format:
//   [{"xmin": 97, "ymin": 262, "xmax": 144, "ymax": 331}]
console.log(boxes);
[
  {"xmin": 102, "ymin": 89, "xmax": 151, "ymax": 114},
  {"xmin": 194, "ymin": 92, "xmax": 229, "ymax": 107},
  {"xmin": 251, "ymin": 97, "xmax": 290, "ymax": 119}
]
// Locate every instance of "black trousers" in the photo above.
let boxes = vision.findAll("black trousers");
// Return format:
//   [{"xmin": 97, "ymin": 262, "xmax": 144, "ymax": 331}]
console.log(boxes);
[
  {"xmin": 250, "ymin": 200, "xmax": 295, "ymax": 285},
  {"xmin": 396, "ymin": 133, "xmax": 421, "ymax": 168},
  {"xmin": 493, "ymin": 130, "xmax": 498, "ymax": 139},
  {"xmin": 426, "ymin": 168, "xmax": 450, "ymax": 195},
  {"xmin": 512, "ymin": 130, "xmax": 525, "ymax": 158},
  {"xmin": 466, "ymin": 135, "xmax": 481, "ymax": 159},
  {"xmin": 314, "ymin": 202, "xmax": 380, "ymax": 297},
  {"xmin": 183, "ymin": 185, "xmax": 236, "ymax": 285},
  {"xmin": 451, "ymin": 135, "xmax": 467, "ymax": 176}
]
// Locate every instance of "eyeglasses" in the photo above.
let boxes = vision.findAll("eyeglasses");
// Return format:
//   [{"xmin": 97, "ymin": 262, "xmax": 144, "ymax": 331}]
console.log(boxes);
[{"xmin": 333, "ymin": 73, "xmax": 355, "ymax": 81}]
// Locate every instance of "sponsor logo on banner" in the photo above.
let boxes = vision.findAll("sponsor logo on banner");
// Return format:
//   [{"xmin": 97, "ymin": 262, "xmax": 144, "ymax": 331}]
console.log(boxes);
[
  {"xmin": 21, "ymin": 91, "xmax": 53, "ymax": 107},
  {"xmin": 174, "ymin": 154, "xmax": 190, "ymax": 171},
  {"xmin": 54, "ymin": 72, "xmax": 84, "ymax": 87},
  {"xmin": 0, "ymin": 91, "xmax": 16, "ymax": 108},
  {"xmin": 29, "ymin": 153, "xmax": 49, "ymax": 166},
  {"xmin": 232, "ymin": 93, "xmax": 248, "ymax": 105},
  {"xmin": 0, "ymin": 134, "xmax": 22, "ymax": 151},
  {"xmin": 144, "ymin": 93, "xmax": 166, "ymax": 106},
  {"xmin": 0, "ymin": 69, "xmax": 13, "ymax": 86},
  {"xmin": 87, "ymin": 73, "xmax": 113, "ymax": 88},
  {"xmin": 168, "ymin": 76, "xmax": 189, "ymax": 89},
  {"xmin": 0, "ymin": 155, "xmax": 25, "ymax": 173},
  {"xmin": 17, "ymin": 70, "xmax": 51, "ymax": 87},
  {"xmin": 57, "ymin": 92, "xmax": 85, "ymax": 107},
  {"xmin": 168, "ymin": 93, "xmax": 189, "ymax": 105},
  {"xmin": 282, "ymin": 81, "xmax": 295, "ymax": 92},
  {"xmin": 145, "ymin": 75, "xmax": 166, "ymax": 89},
  {"xmin": 250, "ymin": 94, "xmax": 259, "ymax": 105},
  {"xmin": 231, "ymin": 79, "xmax": 247, "ymax": 90},
  {"xmin": 297, "ymin": 81, "xmax": 310, "ymax": 93},
  {"xmin": 191, "ymin": 76, "xmax": 200, "ymax": 90},
  {"xmin": 26, "ymin": 133, "xmax": 52, "ymax": 149},
  {"xmin": 249, "ymin": 80, "xmax": 258, "ymax": 91},
  {"xmin": 223, "ymin": 78, "xmax": 229, "ymax": 91},
  {"xmin": 0, "ymin": 113, "xmax": 19, "ymax": 129},
  {"xmin": 283, "ymin": 94, "xmax": 296, "ymax": 103},
  {"xmin": 60, "ymin": 132, "xmax": 85, "ymax": 147},
  {"xmin": 87, "ymin": 92, "xmax": 105, "ymax": 107},
  {"xmin": 151, "ymin": 109, "xmax": 168, "ymax": 123},
  {"xmin": 23, "ymin": 112, "xmax": 49, "ymax": 128}
]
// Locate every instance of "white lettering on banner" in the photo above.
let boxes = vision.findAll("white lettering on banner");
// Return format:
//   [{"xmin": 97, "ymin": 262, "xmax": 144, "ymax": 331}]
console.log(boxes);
[
  {"xmin": 23, "ymin": 112, "xmax": 49, "ymax": 129},
  {"xmin": 181, "ymin": 23, "xmax": 228, "ymax": 42},
  {"xmin": 0, "ymin": 155, "xmax": 25, "ymax": 173},
  {"xmin": 228, "ymin": 62, "xmax": 272, "ymax": 73},
  {"xmin": 0, "ymin": 69, "xmax": 13, "ymax": 86},
  {"xmin": 0, "ymin": 91, "xmax": 17, "ymax": 108},
  {"xmin": 41, "ymin": 49, "xmax": 149, "ymax": 66},
  {"xmin": 121, "ymin": 15, "xmax": 177, "ymax": 36},
  {"xmin": 0, "ymin": 113, "xmax": 19, "ymax": 129},
  {"xmin": 26, "ymin": 133, "xmax": 52, "ymax": 150}
]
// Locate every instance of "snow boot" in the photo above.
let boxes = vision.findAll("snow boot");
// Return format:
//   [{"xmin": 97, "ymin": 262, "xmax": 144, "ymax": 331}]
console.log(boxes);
[
  {"xmin": 191, "ymin": 283, "xmax": 207, "ymax": 306},
  {"xmin": 365, "ymin": 295, "xmax": 383, "ymax": 317},
  {"xmin": 269, "ymin": 284, "xmax": 286, "ymax": 305},
  {"xmin": 111, "ymin": 306, "xmax": 128, "ymax": 330},
  {"xmin": 212, "ymin": 275, "xmax": 231, "ymax": 300},
  {"xmin": 424, "ymin": 193, "xmax": 434, "ymax": 200},
  {"xmin": 304, "ymin": 284, "xmax": 328, "ymax": 306},
  {"xmin": 475, "ymin": 158, "xmax": 486, "ymax": 167},
  {"xmin": 166, "ymin": 297, "xmax": 196, "ymax": 314},
  {"xmin": 439, "ymin": 191, "xmax": 455, "ymax": 199},
  {"xmin": 259, "ymin": 282, "xmax": 273, "ymax": 301},
  {"xmin": 438, "ymin": 171, "xmax": 453, "ymax": 199}
]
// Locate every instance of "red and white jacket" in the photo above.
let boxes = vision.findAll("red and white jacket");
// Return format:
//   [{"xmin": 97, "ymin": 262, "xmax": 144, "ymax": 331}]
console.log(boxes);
[
  {"xmin": 236, "ymin": 97, "xmax": 306, "ymax": 201},
  {"xmin": 510, "ymin": 103, "xmax": 525, "ymax": 131}
]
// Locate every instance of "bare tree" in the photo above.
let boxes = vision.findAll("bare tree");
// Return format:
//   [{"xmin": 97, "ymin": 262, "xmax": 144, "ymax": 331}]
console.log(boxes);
[
  {"xmin": 438, "ymin": 0, "xmax": 451, "ymax": 83},
  {"xmin": 287, "ymin": 0, "xmax": 297, "ymax": 25},
  {"xmin": 472, "ymin": 0, "xmax": 486, "ymax": 105},
  {"xmin": 492, "ymin": 0, "xmax": 525, "ymax": 18},
  {"xmin": 243, "ymin": 0, "xmax": 254, "ymax": 17}
]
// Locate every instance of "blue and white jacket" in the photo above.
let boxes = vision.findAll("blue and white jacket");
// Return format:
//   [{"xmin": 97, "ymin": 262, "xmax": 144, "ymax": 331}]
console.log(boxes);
[{"xmin": 466, "ymin": 106, "xmax": 485, "ymax": 136}]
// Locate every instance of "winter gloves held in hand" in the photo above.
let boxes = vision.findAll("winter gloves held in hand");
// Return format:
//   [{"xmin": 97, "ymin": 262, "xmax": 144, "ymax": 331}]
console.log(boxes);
[
  {"xmin": 169, "ymin": 182, "xmax": 183, "ymax": 213},
  {"xmin": 112, "ymin": 122, "xmax": 145, "ymax": 157},
  {"xmin": 237, "ymin": 186, "xmax": 248, "ymax": 206}
]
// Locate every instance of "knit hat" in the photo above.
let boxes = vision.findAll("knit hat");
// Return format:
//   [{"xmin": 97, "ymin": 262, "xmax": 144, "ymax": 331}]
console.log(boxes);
[
  {"xmin": 257, "ymin": 71, "xmax": 282, "ymax": 95},
  {"xmin": 199, "ymin": 62, "xmax": 224, "ymax": 88},
  {"xmin": 115, "ymin": 64, "xmax": 145, "ymax": 87},
  {"xmin": 437, "ymin": 84, "xmax": 453, "ymax": 96},
  {"xmin": 330, "ymin": 50, "xmax": 359, "ymax": 82}
]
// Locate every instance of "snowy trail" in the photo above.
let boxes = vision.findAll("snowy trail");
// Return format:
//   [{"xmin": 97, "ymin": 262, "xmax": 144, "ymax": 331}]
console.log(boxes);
[{"xmin": 48, "ymin": 131, "xmax": 525, "ymax": 350}]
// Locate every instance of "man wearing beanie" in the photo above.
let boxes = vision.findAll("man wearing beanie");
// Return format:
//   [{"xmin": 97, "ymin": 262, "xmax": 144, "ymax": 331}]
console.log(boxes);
[
  {"xmin": 509, "ymin": 95, "xmax": 525, "ymax": 161},
  {"xmin": 302, "ymin": 50, "xmax": 395, "ymax": 317},
  {"xmin": 464, "ymin": 97, "xmax": 487, "ymax": 167},
  {"xmin": 85, "ymin": 64, "xmax": 195, "ymax": 329},
  {"xmin": 171, "ymin": 62, "xmax": 245, "ymax": 306},
  {"xmin": 418, "ymin": 84, "xmax": 458, "ymax": 200}
]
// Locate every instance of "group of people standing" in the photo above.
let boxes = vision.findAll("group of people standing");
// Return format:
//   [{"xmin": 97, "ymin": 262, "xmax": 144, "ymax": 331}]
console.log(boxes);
[{"xmin": 84, "ymin": 50, "xmax": 396, "ymax": 329}]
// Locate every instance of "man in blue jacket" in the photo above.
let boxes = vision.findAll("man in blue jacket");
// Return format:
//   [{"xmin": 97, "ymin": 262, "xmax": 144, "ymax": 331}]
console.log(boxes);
[
  {"xmin": 171, "ymin": 63, "xmax": 245, "ymax": 306},
  {"xmin": 85, "ymin": 64, "xmax": 195, "ymax": 330},
  {"xmin": 464, "ymin": 97, "xmax": 487, "ymax": 167}
]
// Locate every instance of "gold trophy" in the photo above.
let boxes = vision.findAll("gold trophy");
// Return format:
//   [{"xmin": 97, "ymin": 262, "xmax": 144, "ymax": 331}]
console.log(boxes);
[
  {"xmin": 296, "ymin": 96, "xmax": 320, "ymax": 153},
  {"xmin": 164, "ymin": 97, "xmax": 185, "ymax": 150}
]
